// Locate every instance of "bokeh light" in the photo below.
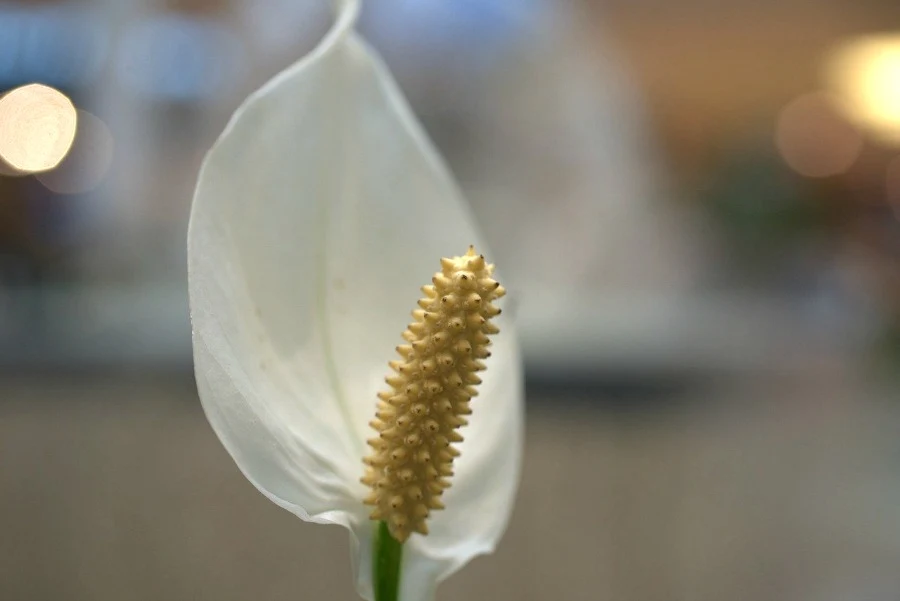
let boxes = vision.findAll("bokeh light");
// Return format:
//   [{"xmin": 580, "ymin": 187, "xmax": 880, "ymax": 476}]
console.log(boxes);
[
  {"xmin": 0, "ymin": 83, "xmax": 77, "ymax": 173},
  {"xmin": 775, "ymin": 92, "xmax": 863, "ymax": 178},
  {"xmin": 827, "ymin": 35, "xmax": 900, "ymax": 145},
  {"xmin": 36, "ymin": 109, "xmax": 114, "ymax": 195}
]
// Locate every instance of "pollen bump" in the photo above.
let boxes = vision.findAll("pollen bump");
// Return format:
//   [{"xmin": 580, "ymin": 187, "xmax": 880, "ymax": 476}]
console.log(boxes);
[{"xmin": 361, "ymin": 246, "xmax": 504, "ymax": 543}]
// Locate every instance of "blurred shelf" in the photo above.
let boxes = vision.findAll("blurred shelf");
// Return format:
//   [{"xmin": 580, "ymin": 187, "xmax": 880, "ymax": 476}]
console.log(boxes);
[
  {"xmin": 0, "ymin": 284, "xmax": 192, "ymax": 372},
  {"xmin": 517, "ymin": 290, "xmax": 863, "ymax": 377},
  {"xmin": 0, "ymin": 285, "xmax": 865, "ymax": 376}
]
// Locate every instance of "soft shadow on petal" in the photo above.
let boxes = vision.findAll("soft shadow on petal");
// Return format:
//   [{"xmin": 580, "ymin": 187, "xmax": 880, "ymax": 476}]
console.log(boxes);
[
  {"xmin": 189, "ymin": 0, "xmax": 367, "ymax": 520},
  {"xmin": 319, "ymin": 35, "xmax": 525, "ymax": 599},
  {"xmin": 319, "ymin": 33, "xmax": 494, "ymax": 433}
]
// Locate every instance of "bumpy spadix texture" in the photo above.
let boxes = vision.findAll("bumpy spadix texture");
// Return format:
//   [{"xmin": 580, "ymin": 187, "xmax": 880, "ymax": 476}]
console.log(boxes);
[{"xmin": 362, "ymin": 247, "xmax": 505, "ymax": 542}]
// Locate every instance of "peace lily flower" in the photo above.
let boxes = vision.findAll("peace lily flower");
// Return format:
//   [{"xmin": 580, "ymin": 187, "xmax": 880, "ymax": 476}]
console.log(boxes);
[{"xmin": 186, "ymin": 1, "xmax": 524, "ymax": 600}]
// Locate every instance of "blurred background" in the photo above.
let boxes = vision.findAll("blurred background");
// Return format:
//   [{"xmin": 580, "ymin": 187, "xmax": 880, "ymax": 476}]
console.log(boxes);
[{"xmin": 2, "ymin": 0, "xmax": 900, "ymax": 599}]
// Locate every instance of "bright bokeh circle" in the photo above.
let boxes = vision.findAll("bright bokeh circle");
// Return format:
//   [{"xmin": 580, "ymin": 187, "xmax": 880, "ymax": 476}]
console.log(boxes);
[{"xmin": 0, "ymin": 83, "xmax": 77, "ymax": 173}]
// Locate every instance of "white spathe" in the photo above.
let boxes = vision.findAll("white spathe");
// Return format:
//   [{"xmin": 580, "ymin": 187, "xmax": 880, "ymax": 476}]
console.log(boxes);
[{"xmin": 186, "ymin": 1, "xmax": 524, "ymax": 600}]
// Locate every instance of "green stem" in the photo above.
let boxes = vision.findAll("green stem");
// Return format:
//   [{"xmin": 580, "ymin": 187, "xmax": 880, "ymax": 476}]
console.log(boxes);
[{"xmin": 373, "ymin": 521, "xmax": 403, "ymax": 601}]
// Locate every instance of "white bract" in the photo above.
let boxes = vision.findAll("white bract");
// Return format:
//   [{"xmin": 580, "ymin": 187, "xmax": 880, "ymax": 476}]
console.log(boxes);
[{"xmin": 186, "ymin": 1, "xmax": 524, "ymax": 600}]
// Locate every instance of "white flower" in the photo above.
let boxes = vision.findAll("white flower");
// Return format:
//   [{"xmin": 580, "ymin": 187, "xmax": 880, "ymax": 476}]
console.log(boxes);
[{"xmin": 186, "ymin": 1, "xmax": 524, "ymax": 600}]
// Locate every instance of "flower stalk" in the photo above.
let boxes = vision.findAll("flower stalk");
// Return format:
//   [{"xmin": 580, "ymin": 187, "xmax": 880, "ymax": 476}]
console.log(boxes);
[{"xmin": 373, "ymin": 521, "xmax": 403, "ymax": 601}]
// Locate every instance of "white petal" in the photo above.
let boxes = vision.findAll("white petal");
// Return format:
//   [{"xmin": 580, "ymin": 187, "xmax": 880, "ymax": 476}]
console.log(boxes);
[
  {"xmin": 188, "ymin": 1, "xmax": 523, "ymax": 599},
  {"xmin": 403, "ymin": 327, "xmax": 524, "ymax": 600},
  {"xmin": 189, "ymin": 0, "xmax": 369, "ymax": 523}
]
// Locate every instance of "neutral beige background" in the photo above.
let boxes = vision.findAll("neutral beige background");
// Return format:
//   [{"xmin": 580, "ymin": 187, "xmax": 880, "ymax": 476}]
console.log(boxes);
[{"xmin": 2, "ymin": 372, "xmax": 899, "ymax": 601}]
